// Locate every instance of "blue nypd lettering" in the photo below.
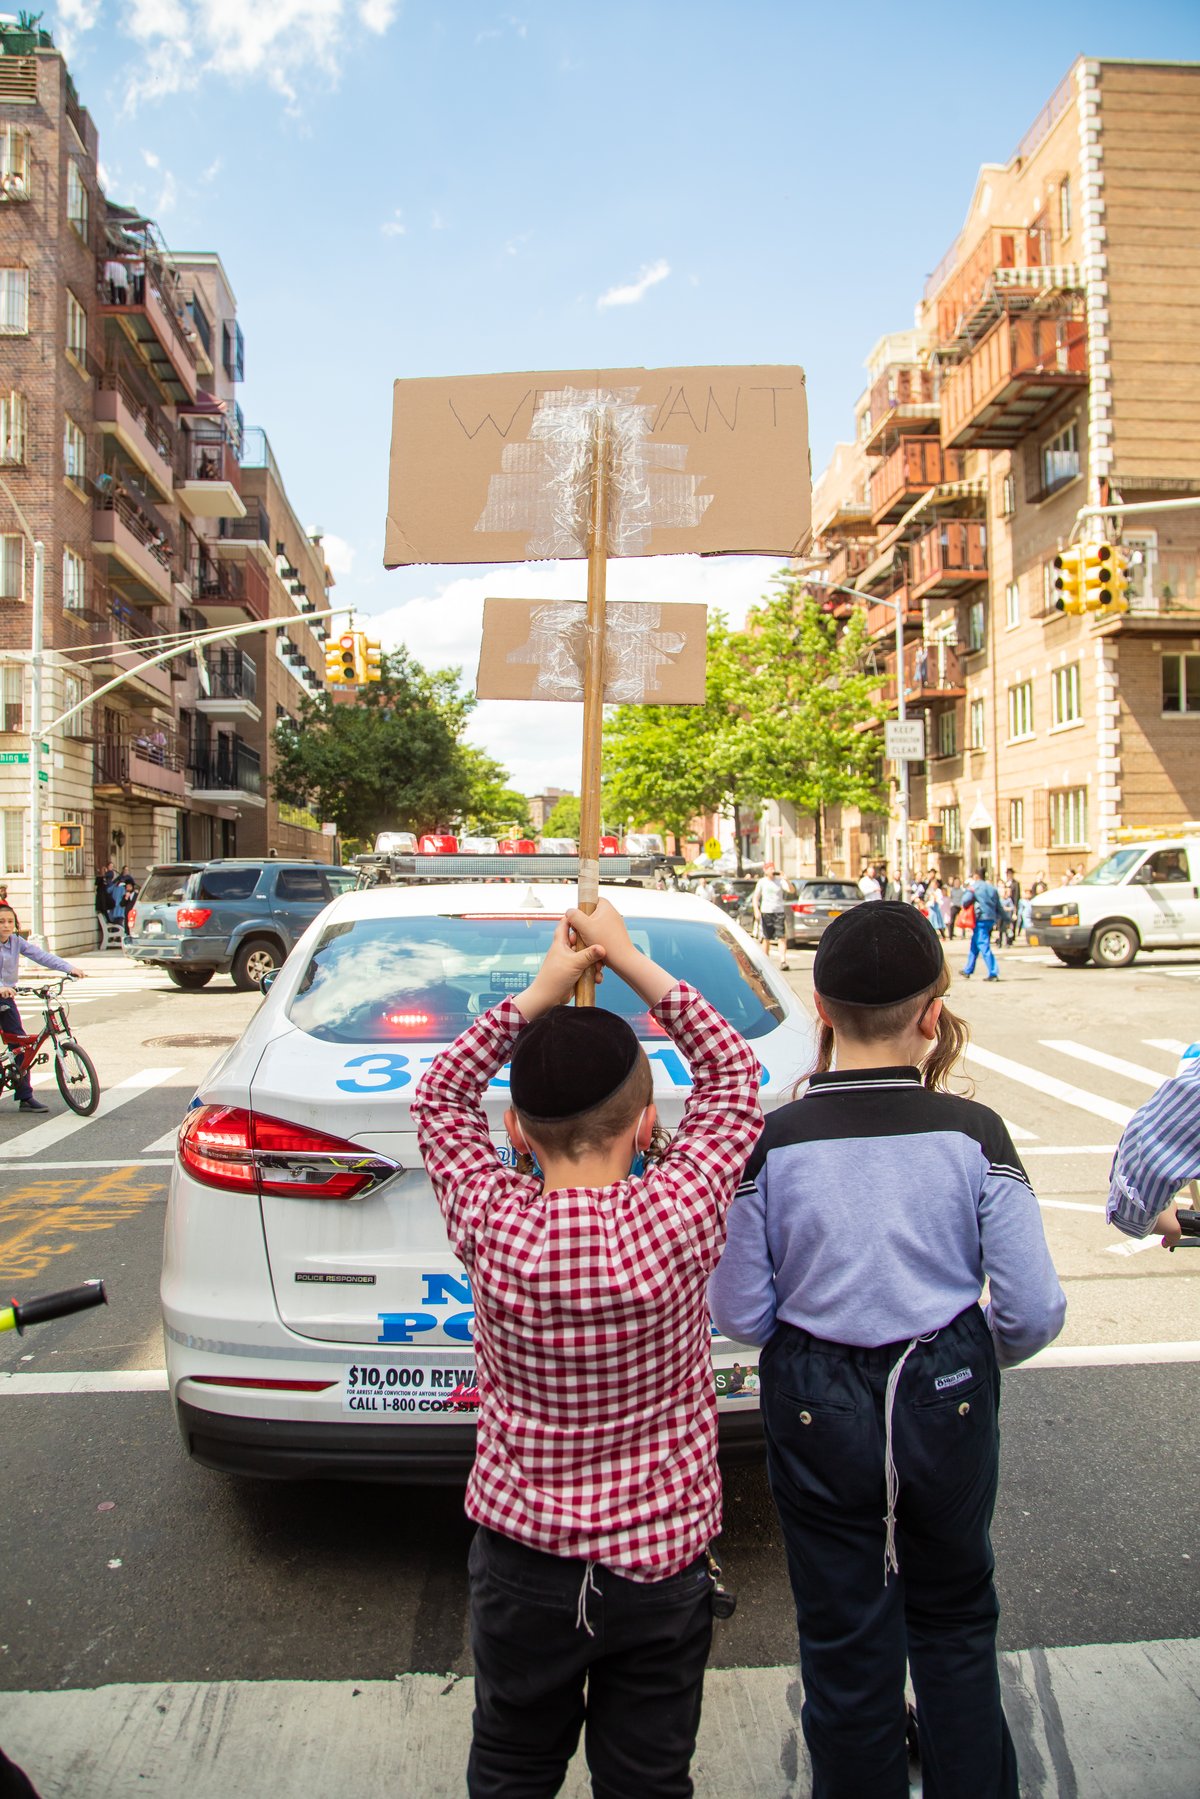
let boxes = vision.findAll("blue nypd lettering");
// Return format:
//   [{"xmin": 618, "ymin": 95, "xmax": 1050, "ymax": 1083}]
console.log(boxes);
[{"xmin": 377, "ymin": 1270, "xmax": 475, "ymax": 1345}]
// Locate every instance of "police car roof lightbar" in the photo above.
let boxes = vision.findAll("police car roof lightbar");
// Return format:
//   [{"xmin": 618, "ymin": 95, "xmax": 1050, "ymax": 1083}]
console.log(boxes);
[{"xmin": 355, "ymin": 853, "xmax": 644, "ymax": 883}]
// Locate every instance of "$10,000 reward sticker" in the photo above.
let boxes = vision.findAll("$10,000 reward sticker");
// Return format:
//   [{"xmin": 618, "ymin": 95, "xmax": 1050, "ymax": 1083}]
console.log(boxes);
[{"xmin": 341, "ymin": 1360, "xmax": 479, "ymax": 1416}]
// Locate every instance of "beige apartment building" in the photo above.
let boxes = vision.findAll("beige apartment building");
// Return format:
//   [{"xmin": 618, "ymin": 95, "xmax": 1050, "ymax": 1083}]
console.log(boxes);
[
  {"xmin": 0, "ymin": 29, "xmax": 335, "ymax": 951},
  {"xmin": 783, "ymin": 58, "xmax": 1200, "ymax": 889}
]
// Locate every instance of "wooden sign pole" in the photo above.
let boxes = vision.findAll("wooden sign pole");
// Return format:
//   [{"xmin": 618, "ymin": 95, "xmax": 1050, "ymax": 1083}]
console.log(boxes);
[{"xmin": 574, "ymin": 409, "xmax": 609, "ymax": 1006}]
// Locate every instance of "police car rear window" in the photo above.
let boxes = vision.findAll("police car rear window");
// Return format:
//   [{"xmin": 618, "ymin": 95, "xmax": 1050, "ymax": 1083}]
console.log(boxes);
[{"xmin": 286, "ymin": 914, "xmax": 785, "ymax": 1044}]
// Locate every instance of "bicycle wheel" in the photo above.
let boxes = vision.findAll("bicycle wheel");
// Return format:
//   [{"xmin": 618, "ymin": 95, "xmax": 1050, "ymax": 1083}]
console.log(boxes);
[{"xmin": 55, "ymin": 1041, "xmax": 99, "ymax": 1116}]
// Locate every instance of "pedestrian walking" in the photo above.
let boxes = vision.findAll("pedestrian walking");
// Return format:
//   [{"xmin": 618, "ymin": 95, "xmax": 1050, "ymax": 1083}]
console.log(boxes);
[
  {"xmin": 962, "ymin": 866, "xmax": 1003, "ymax": 980},
  {"xmin": 0, "ymin": 904, "xmax": 87, "ymax": 1112},
  {"xmin": 412, "ymin": 899, "xmax": 763, "ymax": 1798},
  {"xmin": 709, "ymin": 902, "xmax": 1065, "ymax": 1799},
  {"xmin": 926, "ymin": 876, "xmax": 947, "ymax": 938},
  {"xmin": 1001, "ymin": 869, "xmax": 1021, "ymax": 946},
  {"xmin": 751, "ymin": 862, "xmax": 792, "ymax": 973}
]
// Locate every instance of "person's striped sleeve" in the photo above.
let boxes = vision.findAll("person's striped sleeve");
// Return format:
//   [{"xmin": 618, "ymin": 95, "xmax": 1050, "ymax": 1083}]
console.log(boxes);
[{"xmin": 1107, "ymin": 1067, "xmax": 1200, "ymax": 1237}]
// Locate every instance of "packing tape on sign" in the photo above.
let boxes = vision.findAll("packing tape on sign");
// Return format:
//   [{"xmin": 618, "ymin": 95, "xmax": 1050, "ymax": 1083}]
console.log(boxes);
[{"xmin": 504, "ymin": 601, "xmax": 687, "ymax": 702}]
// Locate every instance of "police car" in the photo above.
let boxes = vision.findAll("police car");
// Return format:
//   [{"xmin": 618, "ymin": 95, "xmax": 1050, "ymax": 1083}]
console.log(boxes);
[{"xmin": 163, "ymin": 871, "xmax": 815, "ymax": 1481}]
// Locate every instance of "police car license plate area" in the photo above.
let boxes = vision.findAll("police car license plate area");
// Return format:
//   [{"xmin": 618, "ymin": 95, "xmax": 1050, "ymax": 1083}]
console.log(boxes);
[{"xmin": 341, "ymin": 1359, "xmax": 479, "ymax": 1417}]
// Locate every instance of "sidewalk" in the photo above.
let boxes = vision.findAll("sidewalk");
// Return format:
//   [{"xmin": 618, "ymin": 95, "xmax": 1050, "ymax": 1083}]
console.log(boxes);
[{"xmin": 3, "ymin": 1639, "xmax": 1197, "ymax": 1797}]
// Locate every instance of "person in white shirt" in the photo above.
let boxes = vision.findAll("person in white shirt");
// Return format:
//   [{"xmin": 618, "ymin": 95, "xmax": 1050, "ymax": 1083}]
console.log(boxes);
[
  {"xmin": 858, "ymin": 865, "xmax": 883, "ymax": 902},
  {"xmin": 751, "ymin": 864, "xmax": 792, "ymax": 973}
]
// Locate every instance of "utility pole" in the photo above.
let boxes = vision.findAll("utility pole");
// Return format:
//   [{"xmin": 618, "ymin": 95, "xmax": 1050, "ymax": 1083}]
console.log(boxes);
[{"xmin": 29, "ymin": 541, "xmax": 44, "ymax": 945}]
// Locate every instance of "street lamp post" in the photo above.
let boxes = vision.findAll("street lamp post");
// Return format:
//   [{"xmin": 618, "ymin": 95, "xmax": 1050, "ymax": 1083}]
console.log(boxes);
[
  {"xmin": 29, "ymin": 540, "xmax": 44, "ymax": 945},
  {"xmin": 803, "ymin": 574, "xmax": 911, "ymax": 902}
]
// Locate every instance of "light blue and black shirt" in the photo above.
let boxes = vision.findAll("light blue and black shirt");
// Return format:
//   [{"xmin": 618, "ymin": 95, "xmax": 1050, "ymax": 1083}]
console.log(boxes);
[
  {"xmin": 1108, "ymin": 1058, "xmax": 1200, "ymax": 1236},
  {"xmin": 708, "ymin": 1065, "xmax": 1066, "ymax": 1369},
  {"xmin": 0, "ymin": 935, "xmax": 75, "ymax": 989}
]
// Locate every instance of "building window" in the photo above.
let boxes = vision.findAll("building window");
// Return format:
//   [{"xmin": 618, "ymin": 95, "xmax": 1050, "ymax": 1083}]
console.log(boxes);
[
  {"xmin": 62, "ymin": 671, "xmax": 88, "ymax": 738},
  {"xmin": 937, "ymin": 708, "xmax": 958, "ymax": 758},
  {"xmin": 1051, "ymin": 662, "xmax": 1082, "ymax": 727},
  {"xmin": 1005, "ymin": 581, "xmax": 1020, "ymax": 629},
  {"xmin": 0, "ymin": 535, "xmax": 23, "ymax": 601},
  {"xmin": 1162, "ymin": 652, "xmax": 1200, "ymax": 715},
  {"xmin": 0, "ymin": 390, "xmax": 27, "ymax": 465},
  {"xmin": 969, "ymin": 698, "xmax": 986, "ymax": 750},
  {"xmin": 967, "ymin": 600, "xmax": 986, "ymax": 651},
  {"xmin": 1050, "ymin": 786, "xmax": 1087, "ymax": 848},
  {"xmin": 939, "ymin": 805, "xmax": 962, "ymax": 852},
  {"xmin": 61, "ymin": 807, "xmax": 84, "ymax": 877},
  {"xmin": 66, "ymin": 161, "xmax": 88, "ymax": 239},
  {"xmin": 222, "ymin": 320, "xmax": 245, "ymax": 382},
  {"xmin": 1000, "ymin": 472, "xmax": 1016, "ymax": 518},
  {"xmin": 1040, "ymin": 420, "xmax": 1080, "ymax": 496},
  {"xmin": 1009, "ymin": 798, "xmax": 1025, "ymax": 844},
  {"xmin": 62, "ymin": 547, "xmax": 85, "ymax": 612},
  {"xmin": 1008, "ymin": 679, "xmax": 1034, "ymax": 740},
  {"xmin": 0, "ymin": 126, "xmax": 30, "ymax": 199},
  {"xmin": 188, "ymin": 294, "xmax": 212, "ymax": 359},
  {"xmin": 0, "ymin": 665, "xmax": 23, "ymax": 732},
  {"xmin": 0, "ymin": 268, "xmax": 29, "ymax": 335},
  {"xmin": 66, "ymin": 289, "xmax": 87, "ymax": 363},
  {"xmin": 0, "ymin": 810, "xmax": 24, "ymax": 875},
  {"xmin": 1059, "ymin": 178, "xmax": 1072, "ymax": 241},
  {"xmin": 63, "ymin": 415, "xmax": 86, "ymax": 484}
]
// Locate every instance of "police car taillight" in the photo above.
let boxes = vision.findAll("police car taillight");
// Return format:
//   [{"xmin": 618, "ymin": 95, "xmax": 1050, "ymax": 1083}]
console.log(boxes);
[{"xmin": 179, "ymin": 1105, "xmax": 389, "ymax": 1200}]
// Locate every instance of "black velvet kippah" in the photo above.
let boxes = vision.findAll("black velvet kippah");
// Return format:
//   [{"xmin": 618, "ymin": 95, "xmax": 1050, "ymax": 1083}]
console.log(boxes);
[
  {"xmin": 813, "ymin": 901, "xmax": 944, "ymax": 1007},
  {"xmin": 509, "ymin": 1006, "xmax": 641, "ymax": 1120}
]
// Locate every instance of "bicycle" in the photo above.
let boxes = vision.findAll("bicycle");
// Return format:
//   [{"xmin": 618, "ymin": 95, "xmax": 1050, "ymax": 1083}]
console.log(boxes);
[{"xmin": 1, "ymin": 978, "xmax": 99, "ymax": 1116}]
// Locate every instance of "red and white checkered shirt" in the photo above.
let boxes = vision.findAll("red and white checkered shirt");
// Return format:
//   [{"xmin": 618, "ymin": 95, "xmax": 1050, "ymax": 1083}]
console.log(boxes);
[{"xmin": 412, "ymin": 981, "xmax": 763, "ymax": 1581}]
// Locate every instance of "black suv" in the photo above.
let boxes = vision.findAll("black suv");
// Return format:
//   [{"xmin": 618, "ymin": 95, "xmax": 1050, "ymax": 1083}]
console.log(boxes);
[{"xmin": 128, "ymin": 859, "xmax": 359, "ymax": 990}]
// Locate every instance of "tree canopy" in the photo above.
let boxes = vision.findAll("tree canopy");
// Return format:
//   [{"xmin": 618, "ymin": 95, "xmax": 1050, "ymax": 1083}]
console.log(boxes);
[{"xmin": 543, "ymin": 794, "xmax": 581, "ymax": 838}]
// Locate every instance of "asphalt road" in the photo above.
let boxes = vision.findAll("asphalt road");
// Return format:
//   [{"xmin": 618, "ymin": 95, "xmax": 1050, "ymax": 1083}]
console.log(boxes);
[{"xmin": 0, "ymin": 941, "xmax": 1197, "ymax": 1697}]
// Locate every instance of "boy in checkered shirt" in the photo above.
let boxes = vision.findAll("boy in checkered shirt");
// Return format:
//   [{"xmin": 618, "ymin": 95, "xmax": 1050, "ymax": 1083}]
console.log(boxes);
[{"xmin": 413, "ymin": 897, "xmax": 763, "ymax": 1798}]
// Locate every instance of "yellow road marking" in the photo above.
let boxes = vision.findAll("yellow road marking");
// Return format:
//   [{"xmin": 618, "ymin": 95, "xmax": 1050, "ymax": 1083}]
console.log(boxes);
[{"xmin": 0, "ymin": 1166, "xmax": 166, "ymax": 1283}]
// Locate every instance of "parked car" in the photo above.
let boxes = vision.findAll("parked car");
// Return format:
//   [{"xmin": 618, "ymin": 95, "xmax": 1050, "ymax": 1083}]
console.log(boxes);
[
  {"xmin": 707, "ymin": 877, "xmax": 757, "ymax": 922},
  {"xmin": 125, "ymin": 863, "xmax": 203, "ymax": 950},
  {"xmin": 780, "ymin": 879, "xmax": 865, "ymax": 946},
  {"xmin": 164, "ymin": 883, "xmax": 817, "ymax": 1481},
  {"xmin": 1027, "ymin": 836, "xmax": 1200, "ymax": 967},
  {"xmin": 127, "ymin": 858, "xmax": 359, "ymax": 990}
]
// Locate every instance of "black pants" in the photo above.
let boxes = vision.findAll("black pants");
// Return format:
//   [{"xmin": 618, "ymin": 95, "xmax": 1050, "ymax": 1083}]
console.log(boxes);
[
  {"xmin": 760, "ymin": 1305, "xmax": 1018, "ymax": 1799},
  {"xmin": 467, "ymin": 1526, "xmax": 713, "ymax": 1799},
  {"xmin": 0, "ymin": 1748, "xmax": 40, "ymax": 1798},
  {"xmin": 0, "ymin": 1000, "xmax": 34, "ymax": 1102}
]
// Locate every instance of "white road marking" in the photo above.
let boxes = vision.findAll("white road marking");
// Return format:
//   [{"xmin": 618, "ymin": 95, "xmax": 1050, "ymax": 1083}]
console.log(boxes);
[
  {"xmin": 1144, "ymin": 1037, "xmax": 1191, "ymax": 1057},
  {"xmin": 1041, "ymin": 1040, "xmax": 1167, "ymax": 1089},
  {"xmin": 0, "ymin": 1067, "xmax": 183, "ymax": 1160},
  {"xmin": 1022, "ymin": 1144, "xmax": 1117, "ymax": 1156},
  {"xmin": 1003, "ymin": 1117, "xmax": 1038, "ymax": 1141},
  {"xmin": 1105, "ymin": 1236, "xmax": 1169, "ymax": 1258},
  {"xmin": 0, "ymin": 1158, "xmax": 172, "ymax": 1171},
  {"xmin": 0, "ymin": 1369, "xmax": 168, "ymax": 1394},
  {"xmin": 141, "ymin": 1126, "xmax": 181, "ymax": 1154},
  {"xmin": 1038, "ymin": 1197, "xmax": 1106, "ymax": 1213},
  {"xmin": 964, "ymin": 1043, "xmax": 1134, "ymax": 1127},
  {"xmin": 1021, "ymin": 1339, "xmax": 1200, "ymax": 1366}
]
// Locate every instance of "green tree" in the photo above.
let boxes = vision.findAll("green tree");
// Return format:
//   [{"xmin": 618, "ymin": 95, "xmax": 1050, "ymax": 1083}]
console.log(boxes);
[
  {"xmin": 743, "ymin": 575, "xmax": 890, "ymax": 873},
  {"xmin": 458, "ymin": 746, "xmax": 533, "ymax": 834},
  {"xmin": 543, "ymin": 795, "xmax": 581, "ymax": 838},
  {"xmin": 271, "ymin": 647, "xmax": 479, "ymax": 839},
  {"xmin": 602, "ymin": 616, "xmax": 762, "ymax": 867}
]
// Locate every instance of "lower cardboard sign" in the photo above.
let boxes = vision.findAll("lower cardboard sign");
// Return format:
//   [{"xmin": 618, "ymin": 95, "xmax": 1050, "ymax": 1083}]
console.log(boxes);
[{"xmin": 341, "ymin": 1359, "xmax": 479, "ymax": 1417}]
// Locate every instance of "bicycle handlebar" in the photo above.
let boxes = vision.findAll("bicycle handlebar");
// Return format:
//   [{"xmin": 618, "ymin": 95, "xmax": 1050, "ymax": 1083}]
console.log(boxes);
[
  {"xmin": 1178, "ymin": 1210, "xmax": 1200, "ymax": 1241},
  {"xmin": 0, "ymin": 1280, "xmax": 106, "ymax": 1334},
  {"xmin": 13, "ymin": 978, "xmax": 77, "ymax": 995}
]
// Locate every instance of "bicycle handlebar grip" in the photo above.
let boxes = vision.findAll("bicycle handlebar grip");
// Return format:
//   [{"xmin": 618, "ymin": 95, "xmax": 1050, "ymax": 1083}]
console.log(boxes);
[
  {"xmin": 1178, "ymin": 1210, "xmax": 1200, "ymax": 1238},
  {"xmin": 11, "ymin": 1280, "xmax": 107, "ymax": 1331}
]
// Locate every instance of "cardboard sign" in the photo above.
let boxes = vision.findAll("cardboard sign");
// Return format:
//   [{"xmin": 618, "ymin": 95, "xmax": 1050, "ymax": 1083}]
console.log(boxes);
[
  {"xmin": 384, "ymin": 365, "xmax": 810, "ymax": 567},
  {"xmin": 477, "ymin": 598, "xmax": 707, "ymax": 704}
]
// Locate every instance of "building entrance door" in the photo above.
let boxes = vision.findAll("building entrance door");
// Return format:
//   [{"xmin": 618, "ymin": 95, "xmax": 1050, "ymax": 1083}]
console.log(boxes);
[{"xmin": 970, "ymin": 827, "xmax": 992, "ymax": 876}]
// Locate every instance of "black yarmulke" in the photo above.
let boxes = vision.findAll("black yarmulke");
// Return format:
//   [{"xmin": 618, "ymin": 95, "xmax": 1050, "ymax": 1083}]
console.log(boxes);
[
  {"xmin": 813, "ymin": 901, "xmax": 944, "ymax": 1007},
  {"xmin": 509, "ymin": 1006, "xmax": 641, "ymax": 1120}
]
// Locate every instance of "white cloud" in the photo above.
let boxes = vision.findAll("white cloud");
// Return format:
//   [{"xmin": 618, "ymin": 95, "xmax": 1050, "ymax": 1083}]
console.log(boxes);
[
  {"xmin": 201, "ymin": 156, "xmax": 223, "ymax": 182},
  {"xmin": 596, "ymin": 258, "xmax": 670, "ymax": 310},
  {"xmin": 431, "ymin": 208, "xmax": 448, "ymax": 231},
  {"xmin": 504, "ymin": 231, "xmax": 531, "ymax": 257},
  {"xmin": 141, "ymin": 147, "xmax": 161, "ymax": 168},
  {"xmin": 115, "ymin": 0, "xmax": 400, "ymax": 116},
  {"xmin": 380, "ymin": 209, "xmax": 406, "ymax": 237},
  {"xmin": 155, "ymin": 169, "xmax": 178, "ymax": 214},
  {"xmin": 55, "ymin": 0, "xmax": 104, "ymax": 59},
  {"xmin": 367, "ymin": 554, "xmax": 787, "ymax": 792},
  {"xmin": 321, "ymin": 532, "xmax": 356, "ymax": 578}
]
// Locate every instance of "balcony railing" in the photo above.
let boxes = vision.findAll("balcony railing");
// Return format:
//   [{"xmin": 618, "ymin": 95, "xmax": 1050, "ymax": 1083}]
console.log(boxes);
[
  {"xmin": 865, "ymin": 584, "xmax": 921, "ymax": 640},
  {"xmin": 203, "ymin": 649, "xmax": 258, "ymax": 704},
  {"xmin": 217, "ymin": 500, "xmax": 271, "ymax": 548},
  {"xmin": 870, "ymin": 439, "xmax": 966, "ymax": 523},
  {"xmin": 96, "ymin": 371, "xmax": 174, "ymax": 465},
  {"xmin": 932, "ymin": 226, "xmax": 1052, "ymax": 348},
  {"xmin": 96, "ymin": 255, "xmax": 199, "ymax": 401},
  {"xmin": 910, "ymin": 520, "xmax": 988, "ymax": 600},
  {"xmin": 941, "ymin": 306, "xmax": 1086, "ymax": 450},
  {"xmin": 95, "ymin": 730, "xmax": 185, "ymax": 800},
  {"xmin": 94, "ymin": 371, "xmax": 175, "ymax": 499},
  {"xmin": 874, "ymin": 641, "xmax": 967, "ymax": 710},
  {"xmin": 862, "ymin": 364, "xmax": 939, "ymax": 452},
  {"xmin": 188, "ymin": 737, "xmax": 262, "ymax": 797},
  {"xmin": 93, "ymin": 488, "xmax": 175, "ymax": 571},
  {"xmin": 191, "ymin": 554, "xmax": 270, "ymax": 620}
]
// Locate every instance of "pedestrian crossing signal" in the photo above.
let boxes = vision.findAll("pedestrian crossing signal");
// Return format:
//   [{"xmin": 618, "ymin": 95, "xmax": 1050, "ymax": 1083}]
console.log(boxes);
[
  {"xmin": 1052, "ymin": 546, "xmax": 1086, "ymax": 615},
  {"xmin": 49, "ymin": 823, "xmax": 82, "ymax": 850}
]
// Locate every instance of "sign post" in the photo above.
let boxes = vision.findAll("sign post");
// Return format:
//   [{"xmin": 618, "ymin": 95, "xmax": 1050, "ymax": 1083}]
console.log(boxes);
[{"xmin": 575, "ymin": 410, "xmax": 609, "ymax": 1005}]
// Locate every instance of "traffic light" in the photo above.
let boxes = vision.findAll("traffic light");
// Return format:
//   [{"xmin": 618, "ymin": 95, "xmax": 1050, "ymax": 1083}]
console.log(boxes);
[
  {"xmin": 362, "ymin": 639, "xmax": 383, "ymax": 683},
  {"xmin": 324, "ymin": 642, "xmax": 348, "ymax": 684},
  {"xmin": 48, "ymin": 823, "xmax": 82, "ymax": 850},
  {"xmin": 1085, "ymin": 541, "xmax": 1132, "ymax": 613},
  {"xmin": 337, "ymin": 633, "xmax": 358, "ymax": 682},
  {"xmin": 1052, "ymin": 545, "xmax": 1086, "ymax": 614}
]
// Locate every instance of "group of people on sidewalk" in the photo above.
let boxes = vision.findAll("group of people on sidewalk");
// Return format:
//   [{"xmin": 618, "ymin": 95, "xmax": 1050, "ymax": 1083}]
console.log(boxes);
[{"xmin": 93, "ymin": 863, "xmax": 138, "ymax": 945}]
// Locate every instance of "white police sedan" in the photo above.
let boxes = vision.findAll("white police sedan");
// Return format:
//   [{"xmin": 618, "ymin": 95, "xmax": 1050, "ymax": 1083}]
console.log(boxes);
[{"xmin": 163, "ymin": 880, "xmax": 815, "ymax": 1481}]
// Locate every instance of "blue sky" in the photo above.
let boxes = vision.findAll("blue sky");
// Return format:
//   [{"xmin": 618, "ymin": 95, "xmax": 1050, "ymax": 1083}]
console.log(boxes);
[{"xmin": 52, "ymin": 0, "xmax": 1200, "ymax": 792}]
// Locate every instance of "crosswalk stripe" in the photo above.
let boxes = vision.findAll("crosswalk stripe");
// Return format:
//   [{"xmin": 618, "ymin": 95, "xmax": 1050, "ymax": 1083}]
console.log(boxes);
[
  {"xmin": 964, "ymin": 1044, "xmax": 1134, "ymax": 1127},
  {"xmin": 141, "ymin": 1125, "xmax": 181, "ymax": 1154},
  {"xmin": 0, "ymin": 1067, "xmax": 183, "ymax": 1160},
  {"xmin": 1040, "ymin": 1040, "xmax": 1167, "ymax": 1088},
  {"xmin": 1003, "ymin": 1117, "xmax": 1038, "ymax": 1141},
  {"xmin": 1144, "ymin": 1037, "xmax": 1190, "ymax": 1057}
]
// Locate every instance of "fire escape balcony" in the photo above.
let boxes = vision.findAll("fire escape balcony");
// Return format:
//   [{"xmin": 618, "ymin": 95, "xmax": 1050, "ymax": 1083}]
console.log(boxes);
[
  {"xmin": 175, "ymin": 416, "xmax": 246, "ymax": 521},
  {"xmin": 97, "ymin": 254, "xmax": 199, "ymax": 404},
  {"xmin": 87, "ymin": 592, "xmax": 176, "ymax": 707},
  {"xmin": 94, "ymin": 728, "xmax": 186, "ymax": 806},
  {"xmin": 93, "ymin": 372, "xmax": 175, "ymax": 502},
  {"xmin": 909, "ymin": 520, "xmax": 988, "ymax": 603},
  {"xmin": 870, "ymin": 439, "xmax": 965, "ymax": 526},
  {"xmin": 197, "ymin": 650, "xmax": 261, "ymax": 724},
  {"xmin": 861, "ymin": 364, "xmax": 940, "ymax": 455},
  {"xmin": 91, "ymin": 490, "xmax": 175, "ymax": 604},
  {"xmin": 191, "ymin": 553, "xmax": 270, "ymax": 625},
  {"xmin": 931, "ymin": 226, "xmax": 1052, "ymax": 350},
  {"xmin": 864, "ymin": 583, "xmax": 921, "ymax": 642},
  {"xmin": 213, "ymin": 500, "xmax": 274, "ymax": 570},
  {"xmin": 186, "ymin": 735, "xmax": 264, "ymax": 808},
  {"xmin": 941, "ymin": 305, "xmax": 1087, "ymax": 450}
]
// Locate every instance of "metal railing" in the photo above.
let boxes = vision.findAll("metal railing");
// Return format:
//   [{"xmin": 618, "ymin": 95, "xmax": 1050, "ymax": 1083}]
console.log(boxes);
[
  {"xmin": 97, "ymin": 370, "xmax": 174, "ymax": 466},
  {"xmin": 95, "ymin": 732, "xmax": 183, "ymax": 787},
  {"xmin": 93, "ymin": 487, "xmax": 175, "ymax": 571},
  {"xmin": 203, "ymin": 649, "xmax": 257, "ymax": 703},
  {"xmin": 217, "ymin": 500, "xmax": 270, "ymax": 547},
  {"xmin": 188, "ymin": 737, "xmax": 262, "ymax": 795}
]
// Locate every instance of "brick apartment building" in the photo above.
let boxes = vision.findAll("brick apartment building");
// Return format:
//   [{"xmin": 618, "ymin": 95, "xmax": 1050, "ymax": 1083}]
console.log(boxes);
[
  {"xmin": 0, "ymin": 28, "xmax": 337, "ymax": 952},
  {"xmin": 768, "ymin": 57, "xmax": 1200, "ymax": 889}
]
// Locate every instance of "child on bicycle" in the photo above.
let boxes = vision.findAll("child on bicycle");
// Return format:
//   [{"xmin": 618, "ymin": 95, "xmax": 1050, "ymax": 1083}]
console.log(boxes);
[
  {"xmin": 413, "ymin": 897, "xmax": 763, "ymax": 1797},
  {"xmin": 0, "ymin": 904, "xmax": 87, "ymax": 1112},
  {"xmin": 709, "ymin": 901, "xmax": 1066, "ymax": 1798}
]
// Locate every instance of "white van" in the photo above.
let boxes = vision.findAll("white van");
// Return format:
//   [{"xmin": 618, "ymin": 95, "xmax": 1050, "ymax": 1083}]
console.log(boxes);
[{"xmin": 1027, "ymin": 836, "xmax": 1200, "ymax": 967}]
